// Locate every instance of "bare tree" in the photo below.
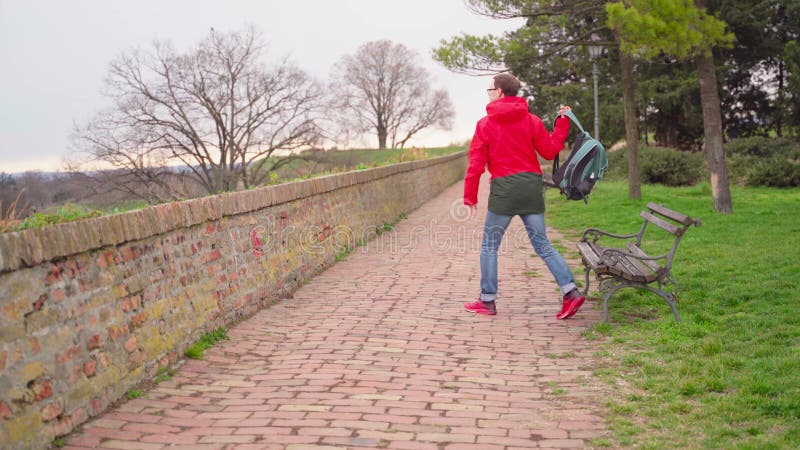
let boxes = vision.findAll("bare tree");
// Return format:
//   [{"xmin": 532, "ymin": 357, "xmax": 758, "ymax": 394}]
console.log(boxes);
[
  {"xmin": 71, "ymin": 26, "xmax": 324, "ymax": 203},
  {"xmin": 331, "ymin": 40, "xmax": 454, "ymax": 149},
  {"xmin": 0, "ymin": 172, "xmax": 21, "ymax": 217},
  {"xmin": 14, "ymin": 171, "xmax": 50, "ymax": 212}
]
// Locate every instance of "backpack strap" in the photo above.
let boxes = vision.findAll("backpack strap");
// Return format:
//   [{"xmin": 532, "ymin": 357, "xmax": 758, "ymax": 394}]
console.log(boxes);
[
  {"xmin": 550, "ymin": 109, "xmax": 585, "ymax": 187},
  {"xmin": 548, "ymin": 152, "xmax": 560, "ymax": 188},
  {"xmin": 561, "ymin": 109, "xmax": 586, "ymax": 134}
]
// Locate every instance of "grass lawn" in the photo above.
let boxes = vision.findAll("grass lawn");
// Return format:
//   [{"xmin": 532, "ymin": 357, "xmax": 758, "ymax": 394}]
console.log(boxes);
[
  {"xmin": 544, "ymin": 181, "xmax": 800, "ymax": 449},
  {"xmin": 2, "ymin": 146, "xmax": 466, "ymax": 233},
  {"xmin": 262, "ymin": 145, "xmax": 466, "ymax": 182}
]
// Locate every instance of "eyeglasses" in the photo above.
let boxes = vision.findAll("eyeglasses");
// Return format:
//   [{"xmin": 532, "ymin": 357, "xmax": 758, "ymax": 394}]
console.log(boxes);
[{"xmin": 486, "ymin": 87, "xmax": 499, "ymax": 92}]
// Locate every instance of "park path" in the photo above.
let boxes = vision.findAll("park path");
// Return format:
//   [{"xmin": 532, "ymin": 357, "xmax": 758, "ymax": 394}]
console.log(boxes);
[{"xmin": 62, "ymin": 177, "xmax": 608, "ymax": 450}]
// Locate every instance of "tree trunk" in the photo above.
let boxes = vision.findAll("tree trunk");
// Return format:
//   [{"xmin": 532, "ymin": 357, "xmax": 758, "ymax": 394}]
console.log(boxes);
[
  {"xmin": 696, "ymin": 49, "xmax": 733, "ymax": 213},
  {"xmin": 777, "ymin": 59, "xmax": 785, "ymax": 138},
  {"xmin": 620, "ymin": 51, "xmax": 641, "ymax": 199},
  {"xmin": 377, "ymin": 125, "xmax": 387, "ymax": 149}
]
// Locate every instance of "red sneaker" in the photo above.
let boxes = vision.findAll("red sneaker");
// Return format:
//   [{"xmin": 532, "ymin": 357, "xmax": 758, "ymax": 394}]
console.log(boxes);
[
  {"xmin": 555, "ymin": 299, "xmax": 573, "ymax": 319},
  {"xmin": 464, "ymin": 300, "xmax": 497, "ymax": 315},
  {"xmin": 556, "ymin": 295, "xmax": 585, "ymax": 320},
  {"xmin": 564, "ymin": 295, "xmax": 585, "ymax": 318}
]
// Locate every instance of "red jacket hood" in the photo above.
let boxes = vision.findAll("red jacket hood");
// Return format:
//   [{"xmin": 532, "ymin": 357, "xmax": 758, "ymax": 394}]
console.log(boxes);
[{"xmin": 485, "ymin": 96, "xmax": 530, "ymax": 123}]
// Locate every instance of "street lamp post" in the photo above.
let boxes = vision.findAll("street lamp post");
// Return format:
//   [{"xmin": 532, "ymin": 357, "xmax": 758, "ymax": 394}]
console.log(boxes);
[{"xmin": 588, "ymin": 42, "xmax": 602, "ymax": 141}]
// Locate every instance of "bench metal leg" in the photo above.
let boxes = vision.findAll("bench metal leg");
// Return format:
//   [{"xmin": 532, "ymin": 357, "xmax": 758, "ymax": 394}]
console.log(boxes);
[
  {"xmin": 599, "ymin": 278, "xmax": 627, "ymax": 322},
  {"xmin": 598, "ymin": 278, "xmax": 681, "ymax": 323},
  {"xmin": 582, "ymin": 264, "xmax": 591, "ymax": 297},
  {"xmin": 640, "ymin": 285, "xmax": 681, "ymax": 323}
]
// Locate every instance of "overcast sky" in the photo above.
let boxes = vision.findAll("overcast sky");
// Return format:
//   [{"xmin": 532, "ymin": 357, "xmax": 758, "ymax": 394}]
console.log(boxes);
[{"xmin": 0, "ymin": 0, "xmax": 523, "ymax": 173}]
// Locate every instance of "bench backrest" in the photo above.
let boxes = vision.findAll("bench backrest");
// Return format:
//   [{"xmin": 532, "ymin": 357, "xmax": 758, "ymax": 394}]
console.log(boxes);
[
  {"xmin": 641, "ymin": 203, "xmax": 701, "ymax": 235},
  {"xmin": 638, "ymin": 202, "xmax": 701, "ymax": 271}
]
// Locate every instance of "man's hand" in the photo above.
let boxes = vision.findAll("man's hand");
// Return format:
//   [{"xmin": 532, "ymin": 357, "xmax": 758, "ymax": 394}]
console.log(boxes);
[
  {"xmin": 468, "ymin": 203, "xmax": 478, "ymax": 219},
  {"xmin": 557, "ymin": 105, "xmax": 572, "ymax": 116}
]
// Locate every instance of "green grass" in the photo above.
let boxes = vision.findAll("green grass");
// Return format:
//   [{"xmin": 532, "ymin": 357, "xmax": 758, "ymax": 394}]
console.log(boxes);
[
  {"xmin": 544, "ymin": 180, "xmax": 800, "ymax": 449},
  {"xmin": 377, "ymin": 222, "xmax": 394, "ymax": 235},
  {"xmin": 260, "ymin": 145, "xmax": 465, "ymax": 182},
  {"xmin": 2, "ymin": 146, "xmax": 465, "ymax": 235},
  {"xmin": 523, "ymin": 269, "xmax": 541, "ymax": 278},
  {"xmin": 153, "ymin": 366, "xmax": 176, "ymax": 384},
  {"xmin": 335, "ymin": 246, "xmax": 354, "ymax": 262},
  {"xmin": 547, "ymin": 381, "xmax": 567, "ymax": 396},
  {"xmin": 184, "ymin": 327, "xmax": 228, "ymax": 360},
  {"xmin": 5, "ymin": 200, "xmax": 146, "ymax": 233},
  {"xmin": 546, "ymin": 351, "xmax": 577, "ymax": 359},
  {"xmin": 101, "ymin": 199, "xmax": 149, "ymax": 214},
  {"xmin": 126, "ymin": 389, "xmax": 143, "ymax": 400},
  {"xmin": 13, "ymin": 204, "xmax": 102, "ymax": 231},
  {"xmin": 314, "ymin": 145, "xmax": 464, "ymax": 166}
]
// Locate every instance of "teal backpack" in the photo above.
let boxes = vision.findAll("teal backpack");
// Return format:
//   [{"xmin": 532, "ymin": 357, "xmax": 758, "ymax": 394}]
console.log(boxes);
[{"xmin": 550, "ymin": 110, "xmax": 608, "ymax": 202}]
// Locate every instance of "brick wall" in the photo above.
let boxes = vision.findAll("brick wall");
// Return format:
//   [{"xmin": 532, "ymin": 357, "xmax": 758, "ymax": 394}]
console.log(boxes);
[{"xmin": 0, "ymin": 152, "xmax": 467, "ymax": 449}]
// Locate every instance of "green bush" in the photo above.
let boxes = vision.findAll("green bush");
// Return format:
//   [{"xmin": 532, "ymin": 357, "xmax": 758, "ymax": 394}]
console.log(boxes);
[
  {"xmin": 606, "ymin": 146, "xmax": 704, "ymax": 186},
  {"xmin": 14, "ymin": 204, "xmax": 102, "ymax": 231},
  {"xmin": 725, "ymin": 137, "xmax": 800, "ymax": 187},
  {"xmin": 606, "ymin": 138, "xmax": 800, "ymax": 187},
  {"xmin": 723, "ymin": 136, "xmax": 797, "ymax": 158}
]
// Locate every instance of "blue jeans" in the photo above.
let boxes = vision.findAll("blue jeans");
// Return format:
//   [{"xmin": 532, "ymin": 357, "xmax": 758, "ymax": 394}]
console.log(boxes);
[{"xmin": 479, "ymin": 210, "xmax": 577, "ymax": 302}]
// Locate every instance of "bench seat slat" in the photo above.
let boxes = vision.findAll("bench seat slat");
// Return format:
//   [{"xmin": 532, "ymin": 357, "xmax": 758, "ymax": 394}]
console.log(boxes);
[
  {"xmin": 578, "ymin": 241, "xmax": 658, "ymax": 283},
  {"xmin": 640, "ymin": 211, "xmax": 681, "ymax": 235},
  {"xmin": 616, "ymin": 256, "xmax": 643, "ymax": 282},
  {"xmin": 625, "ymin": 243, "xmax": 662, "ymax": 274},
  {"xmin": 646, "ymin": 202, "xmax": 692, "ymax": 225},
  {"xmin": 578, "ymin": 241, "xmax": 619, "ymax": 276},
  {"xmin": 618, "ymin": 253, "xmax": 655, "ymax": 283},
  {"xmin": 577, "ymin": 241, "xmax": 602, "ymax": 269}
]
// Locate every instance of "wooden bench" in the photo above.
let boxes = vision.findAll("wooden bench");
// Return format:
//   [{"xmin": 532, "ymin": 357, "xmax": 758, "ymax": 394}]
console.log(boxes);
[{"xmin": 577, "ymin": 203, "xmax": 701, "ymax": 322}]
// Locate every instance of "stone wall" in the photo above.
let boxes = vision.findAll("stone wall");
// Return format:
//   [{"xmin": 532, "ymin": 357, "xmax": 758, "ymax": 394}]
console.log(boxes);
[{"xmin": 0, "ymin": 152, "xmax": 467, "ymax": 449}]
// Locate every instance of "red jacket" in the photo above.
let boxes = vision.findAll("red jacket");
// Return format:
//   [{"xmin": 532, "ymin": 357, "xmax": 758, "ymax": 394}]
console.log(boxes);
[{"xmin": 464, "ymin": 96, "xmax": 570, "ymax": 206}]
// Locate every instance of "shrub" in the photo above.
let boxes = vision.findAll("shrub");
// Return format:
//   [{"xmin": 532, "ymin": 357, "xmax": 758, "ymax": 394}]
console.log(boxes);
[
  {"xmin": 725, "ymin": 137, "xmax": 800, "ymax": 187},
  {"xmin": 642, "ymin": 147, "xmax": 704, "ymax": 186},
  {"xmin": 14, "ymin": 204, "xmax": 102, "ymax": 231},
  {"xmin": 606, "ymin": 146, "xmax": 704, "ymax": 186},
  {"xmin": 607, "ymin": 138, "xmax": 800, "ymax": 187},
  {"xmin": 732, "ymin": 155, "xmax": 800, "ymax": 187},
  {"xmin": 724, "ymin": 136, "xmax": 797, "ymax": 158}
]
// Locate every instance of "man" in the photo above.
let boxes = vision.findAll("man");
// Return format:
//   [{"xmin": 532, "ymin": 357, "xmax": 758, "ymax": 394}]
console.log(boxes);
[{"xmin": 463, "ymin": 73, "xmax": 585, "ymax": 319}]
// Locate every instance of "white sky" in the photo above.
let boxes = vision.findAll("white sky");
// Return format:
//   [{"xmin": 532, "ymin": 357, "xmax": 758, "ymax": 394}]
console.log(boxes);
[{"xmin": 0, "ymin": 0, "xmax": 523, "ymax": 173}]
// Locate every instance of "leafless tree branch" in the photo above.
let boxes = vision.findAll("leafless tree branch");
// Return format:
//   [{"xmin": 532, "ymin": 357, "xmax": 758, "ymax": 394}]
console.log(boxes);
[
  {"xmin": 71, "ymin": 26, "xmax": 325, "ymax": 202},
  {"xmin": 329, "ymin": 40, "xmax": 455, "ymax": 149}
]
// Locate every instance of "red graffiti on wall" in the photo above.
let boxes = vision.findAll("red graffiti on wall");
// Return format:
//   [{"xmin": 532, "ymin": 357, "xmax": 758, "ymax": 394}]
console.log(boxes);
[{"xmin": 250, "ymin": 228, "xmax": 263, "ymax": 258}]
